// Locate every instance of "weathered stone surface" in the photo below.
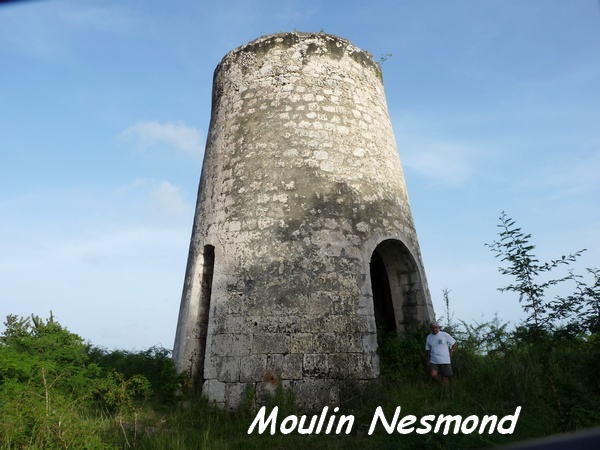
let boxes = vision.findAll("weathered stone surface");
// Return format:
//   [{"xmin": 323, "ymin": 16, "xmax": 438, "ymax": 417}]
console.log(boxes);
[{"xmin": 173, "ymin": 31, "xmax": 434, "ymax": 410}]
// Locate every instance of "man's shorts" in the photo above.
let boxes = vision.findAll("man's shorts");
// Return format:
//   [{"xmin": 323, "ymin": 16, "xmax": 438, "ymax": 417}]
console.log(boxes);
[{"xmin": 430, "ymin": 363, "xmax": 453, "ymax": 377}]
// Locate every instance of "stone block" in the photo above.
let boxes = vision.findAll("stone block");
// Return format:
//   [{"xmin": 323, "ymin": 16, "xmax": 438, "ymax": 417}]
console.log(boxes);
[
  {"xmin": 282, "ymin": 353, "xmax": 303, "ymax": 380},
  {"xmin": 219, "ymin": 356, "xmax": 240, "ymax": 382},
  {"xmin": 312, "ymin": 333, "xmax": 340, "ymax": 353},
  {"xmin": 203, "ymin": 356, "xmax": 221, "ymax": 380},
  {"xmin": 225, "ymin": 382, "xmax": 248, "ymax": 409},
  {"xmin": 303, "ymin": 353, "xmax": 329, "ymax": 378},
  {"xmin": 239, "ymin": 354, "xmax": 267, "ymax": 382},
  {"xmin": 253, "ymin": 333, "xmax": 291, "ymax": 354},
  {"xmin": 203, "ymin": 379, "xmax": 226, "ymax": 404},
  {"xmin": 289, "ymin": 332, "xmax": 315, "ymax": 353},
  {"xmin": 230, "ymin": 333, "xmax": 252, "ymax": 356},
  {"xmin": 287, "ymin": 379, "xmax": 339, "ymax": 412},
  {"xmin": 210, "ymin": 333, "xmax": 232, "ymax": 356},
  {"xmin": 362, "ymin": 332, "xmax": 378, "ymax": 353}
]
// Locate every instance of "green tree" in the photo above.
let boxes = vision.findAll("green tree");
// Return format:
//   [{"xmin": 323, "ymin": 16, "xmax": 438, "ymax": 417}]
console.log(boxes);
[
  {"xmin": 549, "ymin": 268, "xmax": 600, "ymax": 334},
  {"xmin": 486, "ymin": 212, "xmax": 598, "ymax": 334},
  {"xmin": 89, "ymin": 345, "xmax": 184, "ymax": 405},
  {"xmin": 0, "ymin": 313, "xmax": 156, "ymax": 448},
  {"xmin": 0, "ymin": 313, "xmax": 106, "ymax": 447},
  {"xmin": 0, "ymin": 313, "xmax": 98, "ymax": 392}
]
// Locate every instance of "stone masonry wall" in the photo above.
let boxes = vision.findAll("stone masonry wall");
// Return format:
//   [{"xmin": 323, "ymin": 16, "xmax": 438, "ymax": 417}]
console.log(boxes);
[{"xmin": 173, "ymin": 32, "xmax": 434, "ymax": 410}]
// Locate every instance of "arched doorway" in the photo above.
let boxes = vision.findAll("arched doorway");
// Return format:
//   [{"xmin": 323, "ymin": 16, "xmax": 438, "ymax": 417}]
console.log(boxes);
[{"xmin": 369, "ymin": 239, "xmax": 424, "ymax": 333}]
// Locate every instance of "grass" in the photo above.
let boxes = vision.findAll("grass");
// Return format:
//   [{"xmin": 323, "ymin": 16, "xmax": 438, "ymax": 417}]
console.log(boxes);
[{"xmin": 2, "ymin": 317, "xmax": 599, "ymax": 449}]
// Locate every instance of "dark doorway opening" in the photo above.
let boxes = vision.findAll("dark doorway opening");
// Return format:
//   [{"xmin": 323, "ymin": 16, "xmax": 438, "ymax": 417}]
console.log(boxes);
[
  {"xmin": 197, "ymin": 245, "xmax": 215, "ymax": 385},
  {"xmin": 370, "ymin": 250, "xmax": 397, "ymax": 333}
]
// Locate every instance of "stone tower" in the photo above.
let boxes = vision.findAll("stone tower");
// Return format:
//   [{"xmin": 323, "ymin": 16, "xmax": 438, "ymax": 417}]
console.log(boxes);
[{"xmin": 173, "ymin": 32, "xmax": 434, "ymax": 410}]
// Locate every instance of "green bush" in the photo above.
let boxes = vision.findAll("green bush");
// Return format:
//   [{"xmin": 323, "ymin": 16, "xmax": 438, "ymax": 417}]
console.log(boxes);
[
  {"xmin": 2, "ymin": 305, "xmax": 599, "ymax": 448},
  {"xmin": 0, "ymin": 313, "xmax": 167, "ymax": 448},
  {"xmin": 377, "ymin": 325, "xmax": 429, "ymax": 382},
  {"xmin": 88, "ymin": 345, "xmax": 185, "ymax": 405}
]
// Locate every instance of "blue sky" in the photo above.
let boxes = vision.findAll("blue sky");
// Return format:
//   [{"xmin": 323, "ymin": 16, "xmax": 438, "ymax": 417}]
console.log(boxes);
[{"xmin": 1, "ymin": 0, "xmax": 599, "ymax": 350}]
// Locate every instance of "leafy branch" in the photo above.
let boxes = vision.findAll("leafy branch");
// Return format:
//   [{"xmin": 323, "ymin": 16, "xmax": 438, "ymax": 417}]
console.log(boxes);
[{"xmin": 486, "ymin": 211, "xmax": 597, "ymax": 334}]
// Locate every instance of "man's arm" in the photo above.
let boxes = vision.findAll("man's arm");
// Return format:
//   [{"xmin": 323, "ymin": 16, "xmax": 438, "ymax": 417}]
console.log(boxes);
[
  {"xmin": 426, "ymin": 350, "xmax": 431, "ymax": 366},
  {"xmin": 450, "ymin": 342, "xmax": 457, "ymax": 358}
]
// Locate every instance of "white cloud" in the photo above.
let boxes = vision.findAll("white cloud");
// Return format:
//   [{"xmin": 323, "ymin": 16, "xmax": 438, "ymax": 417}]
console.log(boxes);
[
  {"xmin": 400, "ymin": 139, "xmax": 474, "ymax": 187},
  {"xmin": 151, "ymin": 180, "xmax": 189, "ymax": 217},
  {"xmin": 115, "ymin": 177, "xmax": 150, "ymax": 194},
  {"xmin": 392, "ymin": 112, "xmax": 496, "ymax": 187},
  {"xmin": 115, "ymin": 178, "xmax": 192, "ymax": 219},
  {"xmin": 121, "ymin": 121, "xmax": 204, "ymax": 158}
]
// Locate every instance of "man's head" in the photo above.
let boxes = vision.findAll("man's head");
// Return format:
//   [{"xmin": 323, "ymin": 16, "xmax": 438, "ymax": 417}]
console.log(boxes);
[{"xmin": 430, "ymin": 321, "xmax": 440, "ymax": 334}]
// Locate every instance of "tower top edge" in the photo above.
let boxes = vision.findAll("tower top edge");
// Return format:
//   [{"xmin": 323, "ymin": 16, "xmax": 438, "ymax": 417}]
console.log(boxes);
[{"xmin": 216, "ymin": 31, "xmax": 380, "ymax": 77}]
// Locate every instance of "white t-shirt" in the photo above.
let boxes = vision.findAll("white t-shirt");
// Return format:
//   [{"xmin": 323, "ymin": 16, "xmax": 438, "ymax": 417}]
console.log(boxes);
[{"xmin": 425, "ymin": 331, "xmax": 456, "ymax": 365}]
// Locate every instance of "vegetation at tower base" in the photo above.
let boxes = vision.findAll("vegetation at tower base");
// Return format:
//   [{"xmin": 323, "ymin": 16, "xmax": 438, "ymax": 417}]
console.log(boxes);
[
  {"xmin": 1, "ymin": 218, "xmax": 599, "ymax": 448},
  {"xmin": 3, "ymin": 317, "xmax": 598, "ymax": 449}
]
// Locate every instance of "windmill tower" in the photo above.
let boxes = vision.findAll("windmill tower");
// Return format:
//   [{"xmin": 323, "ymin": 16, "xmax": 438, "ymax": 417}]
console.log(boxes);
[{"xmin": 173, "ymin": 32, "xmax": 434, "ymax": 410}]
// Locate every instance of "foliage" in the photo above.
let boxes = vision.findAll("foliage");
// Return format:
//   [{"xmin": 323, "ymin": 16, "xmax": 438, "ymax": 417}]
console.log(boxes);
[
  {"xmin": 2, "ymin": 309, "xmax": 599, "ymax": 449},
  {"xmin": 88, "ymin": 345, "xmax": 185, "ymax": 405},
  {"xmin": 0, "ymin": 313, "xmax": 182, "ymax": 448},
  {"xmin": 486, "ymin": 211, "xmax": 598, "ymax": 334},
  {"xmin": 0, "ymin": 313, "xmax": 114, "ymax": 447},
  {"xmin": 377, "ymin": 325, "xmax": 429, "ymax": 382},
  {"xmin": 456, "ymin": 315, "xmax": 512, "ymax": 356},
  {"xmin": 378, "ymin": 53, "xmax": 392, "ymax": 65},
  {"xmin": 0, "ymin": 313, "xmax": 99, "ymax": 398},
  {"xmin": 549, "ymin": 268, "xmax": 600, "ymax": 335}
]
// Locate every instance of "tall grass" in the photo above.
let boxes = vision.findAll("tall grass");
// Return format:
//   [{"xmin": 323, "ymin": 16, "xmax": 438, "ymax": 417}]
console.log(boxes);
[
  {"xmin": 133, "ymin": 324, "xmax": 598, "ymax": 449},
  {"xmin": 2, "ymin": 315, "xmax": 599, "ymax": 449}
]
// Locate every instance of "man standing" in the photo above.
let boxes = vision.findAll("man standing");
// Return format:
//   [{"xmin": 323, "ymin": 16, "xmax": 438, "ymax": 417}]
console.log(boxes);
[{"xmin": 425, "ymin": 321, "xmax": 457, "ymax": 385}]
